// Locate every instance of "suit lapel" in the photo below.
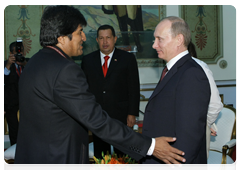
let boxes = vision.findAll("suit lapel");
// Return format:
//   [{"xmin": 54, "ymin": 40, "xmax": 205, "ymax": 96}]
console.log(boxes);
[
  {"xmin": 147, "ymin": 54, "xmax": 192, "ymax": 104},
  {"xmin": 93, "ymin": 50, "xmax": 105, "ymax": 78},
  {"xmin": 105, "ymin": 48, "xmax": 119, "ymax": 78},
  {"xmin": 147, "ymin": 65, "xmax": 177, "ymax": 103}
]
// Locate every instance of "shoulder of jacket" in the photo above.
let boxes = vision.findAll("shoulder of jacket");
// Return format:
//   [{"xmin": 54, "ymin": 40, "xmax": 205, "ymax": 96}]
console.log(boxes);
[
  {"xmin": 82, "ymin": 50, "xmax": 99, "ymax": 59},
  {"xmin": 115, "ymin": 48, "xmax": 134, "ymax": 58}
]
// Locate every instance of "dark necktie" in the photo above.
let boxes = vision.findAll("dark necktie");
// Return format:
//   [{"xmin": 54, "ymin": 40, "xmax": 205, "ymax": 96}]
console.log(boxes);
[
  {"xmin": 102, "ymin": 56, "xmax": 110, "ymax": 77},
  {"xmin": 18, "ymin": 65, "xmax": 21, "ymax": 74},
  {"xmin": 160, "ymin": 66, "xmax": 168, "ymax": 81},
  {"xmin": 16, "ymin": 65, "xmax": 21, "ymax": 77}
]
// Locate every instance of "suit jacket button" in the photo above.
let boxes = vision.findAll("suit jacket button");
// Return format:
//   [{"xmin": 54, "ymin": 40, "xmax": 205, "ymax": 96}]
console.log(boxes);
[{"xmin": 103, "ymin": 91, "xmax": 106, "ymax": 93}]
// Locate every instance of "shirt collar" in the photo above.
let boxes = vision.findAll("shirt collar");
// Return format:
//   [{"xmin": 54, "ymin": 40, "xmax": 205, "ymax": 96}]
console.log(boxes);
[
  {"xmin": 15, "ymin": 63, "xmax": 19, "ymax": 67},
  {"xmin": 54, "ymin": 46, "xmax": 72, "ymax": 61},
  {"xmin": 100, "ymin": 48, "xmax": 115, "ymax": 65},
  {"xmin": 166, "ymin": 50, "xmax": 189, "ymax": 70}
]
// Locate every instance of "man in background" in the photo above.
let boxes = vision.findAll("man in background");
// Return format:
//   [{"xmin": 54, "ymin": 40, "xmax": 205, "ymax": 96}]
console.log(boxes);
[
  {"xmin": 188, "ymin": 41, "xmax": 223, "ymax": 158},
  {"xmin": 81, "ymin": 24, "xmax": 140, "ymax": 158},
  {"xmin": 4, "ymin": 41, "xmax": 27, "ymax": 145}
]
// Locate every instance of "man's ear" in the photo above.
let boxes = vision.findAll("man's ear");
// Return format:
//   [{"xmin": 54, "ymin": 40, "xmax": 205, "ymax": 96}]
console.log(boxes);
[
  {"xmin": 57, "ymin": 36, "xmax": 65, "ymax": 45},
  {"xmin": 176, "ymin": 34, "xmax": 184, "ymax": 47},
  {"xmin": 56, "ymin": 36, "xmax": 68, "ymax": 49}
]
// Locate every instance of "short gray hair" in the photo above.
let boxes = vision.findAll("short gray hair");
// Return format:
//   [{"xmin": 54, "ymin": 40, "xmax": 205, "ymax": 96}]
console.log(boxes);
[{"xmin": 161, "ymin": 16, "xmax": 191, "ymax": 47}]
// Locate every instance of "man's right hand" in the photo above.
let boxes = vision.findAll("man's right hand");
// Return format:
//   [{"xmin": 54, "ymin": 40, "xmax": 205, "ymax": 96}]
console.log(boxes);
[
  {"xmin": 6, "ymin": 54, "xmax": 16, "ymax": 70},
  {"xmin": 152, "ymin": 137, "xmax": 186, "ymax": 164}
]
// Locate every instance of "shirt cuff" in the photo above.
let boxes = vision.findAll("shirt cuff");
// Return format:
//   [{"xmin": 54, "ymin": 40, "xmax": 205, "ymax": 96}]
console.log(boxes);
[
  {"xmin": 4, "ymin": 67, "xmax": 10, "ymax": 75},
  {"xmin": 147, "ymin": 138, "xmax": 155, "ymax": 155}
]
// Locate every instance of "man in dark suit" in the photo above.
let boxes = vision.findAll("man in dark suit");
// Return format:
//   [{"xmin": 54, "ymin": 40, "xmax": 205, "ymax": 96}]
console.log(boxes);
[
  {"xmin": 141, "ymin": 16, "xmax": 211, "ymax": 164},
  {"xmin": 4, "ymin": 41, "xmax": 27, "ymax": 145},
  {"xmin": 81, "ymin": 24, "xmax": 140, "ymax": 158},
  {"xmin": 15, "ymin": 6, "xmax": 186, "ymax": 164}
]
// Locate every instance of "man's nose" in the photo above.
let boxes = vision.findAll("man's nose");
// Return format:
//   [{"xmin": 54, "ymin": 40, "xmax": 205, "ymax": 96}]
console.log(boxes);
[
  {"xmin": 82, "ymin": 32, "xmax": 86, "ymax": 42},
  {"xmin": 152, "ymin": 39, "xmax": 157, "ymax": 49}
]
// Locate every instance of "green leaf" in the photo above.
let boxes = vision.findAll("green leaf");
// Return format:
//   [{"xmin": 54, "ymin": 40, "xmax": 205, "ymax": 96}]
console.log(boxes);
[{"xmin": 102, "ymin": 151, "xmax": 105, "ymax": 159}]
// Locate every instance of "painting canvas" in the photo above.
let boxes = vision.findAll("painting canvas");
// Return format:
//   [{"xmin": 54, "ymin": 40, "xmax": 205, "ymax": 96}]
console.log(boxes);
[
  {"xmin": 4, "ymin": 5, "xmax": 44, "ymax": 61},
  {"xmin": 4, "ymin": 5, "xmax": 166, "ymax": 67},
  {"xmin": 73, "ymin": 5, "xmax": 166, "ymax": 67}
]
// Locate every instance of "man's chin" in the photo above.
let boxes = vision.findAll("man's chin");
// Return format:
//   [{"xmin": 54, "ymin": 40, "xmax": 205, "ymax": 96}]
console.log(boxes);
[
  {"xmin": 78, "ymin": 50, "xmax": 83, "ymax": 56},
  {"xmin": 158, "ymin": 55, "xmax": 164, "ymax": 60}
]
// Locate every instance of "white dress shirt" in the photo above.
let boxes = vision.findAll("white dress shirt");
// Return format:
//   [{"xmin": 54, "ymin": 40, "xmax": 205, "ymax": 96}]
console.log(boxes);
[
  {"xmin": 100, "ymin": 49, "xmax": 115, "ymax": 67},
  {"xmin": 192, "ymin": 57, "xmax": 223, "ymax": 127},
  {"xmin": 4, "ymin": 63, "xmax": 21, "ymax": 75},
  {"xmin": 165, "ymin": 50, "xmax": 189, "ymax": 72}
]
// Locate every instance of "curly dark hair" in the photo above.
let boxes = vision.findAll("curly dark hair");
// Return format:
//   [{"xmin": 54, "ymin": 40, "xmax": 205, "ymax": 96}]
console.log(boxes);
[{"xmin": 40, "ymin": 5, "xmax": 87, "ymax": 47}]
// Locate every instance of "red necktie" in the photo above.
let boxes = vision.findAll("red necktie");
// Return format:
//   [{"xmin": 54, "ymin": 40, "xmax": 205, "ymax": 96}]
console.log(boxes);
[
  {"xmin": 102, "ymin": 56, "xmax": 110, "ymax": 77},
  {"xmin": 160, "ymin": 66, "xmax": 168, "ymax": 81}
]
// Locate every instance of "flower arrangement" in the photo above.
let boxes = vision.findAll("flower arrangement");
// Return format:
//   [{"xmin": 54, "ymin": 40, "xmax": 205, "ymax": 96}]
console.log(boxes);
[{"xmin": 93, "ymin": 151, "xmax": 136, "ymax": 164}]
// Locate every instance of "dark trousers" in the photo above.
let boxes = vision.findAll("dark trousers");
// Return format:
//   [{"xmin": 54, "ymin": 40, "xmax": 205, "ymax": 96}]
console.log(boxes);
[
  {"xmin": 92, "ymin": 133, "xmax": 124, "ymax": 159},
  {"xmin": 4, "ymin": 104, "xmax": 19, "ymax": 145}
]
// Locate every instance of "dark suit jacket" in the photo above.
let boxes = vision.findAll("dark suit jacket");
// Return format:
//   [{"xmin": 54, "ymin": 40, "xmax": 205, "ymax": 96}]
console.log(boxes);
[
  {"xmin": 81, "ymin": 48, "xmax": 140, "ymax": 124},
  {"xmin": 4, "ymin": 61, "xmax": 21, "ymax": 106},
  {"xmin": 4, "ymin": 59, "xmax": 30, "ymax": 106},
  {"xmin": 15, "ymin": 46, "xmax": 151, "ymax": 164},
  {"xmin": 142, "ymin": 53, "xmax": 211, "ymax": 164}
]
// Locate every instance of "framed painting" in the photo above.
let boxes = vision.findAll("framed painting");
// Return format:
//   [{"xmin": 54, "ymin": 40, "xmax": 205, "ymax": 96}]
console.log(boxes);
[
  {"xmin": 4, "ymin": 5, "xmax": 166, "ymax": 67},
  {"xmin": 180, "ymin": 5, "xmax": 223, "ymax": 64}
]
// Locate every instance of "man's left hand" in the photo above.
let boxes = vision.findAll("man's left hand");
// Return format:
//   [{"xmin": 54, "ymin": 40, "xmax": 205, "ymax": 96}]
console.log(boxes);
[
  {"xmin": 127, "ymin": 115, "xmax": 135, "ymax": 128},
  {"xmin": 210, "ymin": 128, "xmax": 217, "ymax": 136}
]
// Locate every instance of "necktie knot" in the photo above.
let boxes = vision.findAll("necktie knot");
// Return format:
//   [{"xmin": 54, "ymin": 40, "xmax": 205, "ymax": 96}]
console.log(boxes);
[
  {"xmin": 160, "ymin": 66, "xmax": 168, "ymax": 81},
  {"xmin": 104, "ymin": 56, "xmax": 110, "ymax": 61}
]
